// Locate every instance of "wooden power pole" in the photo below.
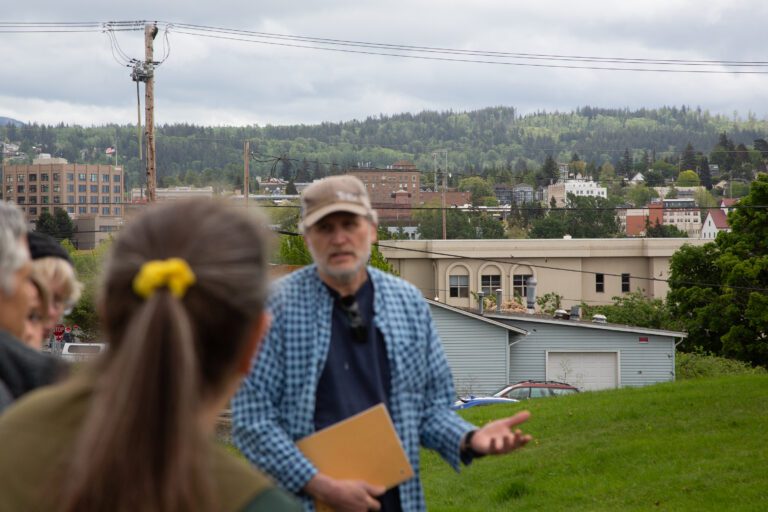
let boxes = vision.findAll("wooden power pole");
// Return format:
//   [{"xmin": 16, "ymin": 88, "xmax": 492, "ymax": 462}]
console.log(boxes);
[
  {"xmin": 243, "ymin": 140, "xmax": 250, "ymax": 207},
  {"xmin": 144, "ymin": 23, "xmax": 158, "ymax": 202}
]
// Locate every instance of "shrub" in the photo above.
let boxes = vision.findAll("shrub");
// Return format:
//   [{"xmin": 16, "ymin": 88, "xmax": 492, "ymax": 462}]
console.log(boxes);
[{"xmin": 676, "ymin": 348, "xmax": 767, "ymax": 380}]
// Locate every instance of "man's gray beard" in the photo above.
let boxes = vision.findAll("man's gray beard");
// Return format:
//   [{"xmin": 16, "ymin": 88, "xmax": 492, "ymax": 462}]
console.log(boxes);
[{"xmin": 311, "ymin": 246, "xmax": 371, "ymax": 286}]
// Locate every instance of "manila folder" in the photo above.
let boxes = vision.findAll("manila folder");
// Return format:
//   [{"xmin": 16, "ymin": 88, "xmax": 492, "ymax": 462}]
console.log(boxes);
[{"xmin": 296, "ymin": 403, "xmax": 414, "ymax": 491}]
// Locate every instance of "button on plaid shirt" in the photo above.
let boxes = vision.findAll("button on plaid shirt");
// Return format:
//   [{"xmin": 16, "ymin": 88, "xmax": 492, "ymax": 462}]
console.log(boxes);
[{"xmin": 232, "ymin": 266, "xmax": 475, "ymax": 511}]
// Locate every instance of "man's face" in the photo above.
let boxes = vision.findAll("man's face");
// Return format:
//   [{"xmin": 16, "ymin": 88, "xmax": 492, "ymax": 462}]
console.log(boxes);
[
  {"xmin": 304, "ymin": 212, "xmax": 377, "ymax": 286},
  {"xmin": 22, "ymin": 280, "xmax": 47, "ymax": 350}
]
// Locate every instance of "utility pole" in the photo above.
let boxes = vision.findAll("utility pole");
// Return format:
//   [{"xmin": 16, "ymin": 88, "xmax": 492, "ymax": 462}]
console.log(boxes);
[
  {"xmin": 144, "ymin": 23, "xmax": 158, "ymax": 202},
  {"xmin": 243, "ymin": 140, "xmax": 250, "ymax": 207},
  {"xmin": 441, "ymin": 164, "xmax": 447, "ymax": 240}
]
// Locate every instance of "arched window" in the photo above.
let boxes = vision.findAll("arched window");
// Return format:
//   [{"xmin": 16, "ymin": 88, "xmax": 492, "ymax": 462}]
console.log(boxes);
[{"xmin": 511, "ymin": 265, "xmax": 533, "ymax": 299}]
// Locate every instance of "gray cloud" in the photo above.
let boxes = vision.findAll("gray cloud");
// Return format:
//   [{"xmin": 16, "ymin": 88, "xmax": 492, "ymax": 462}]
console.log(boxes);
[{"xmin": 2, "ymin": 1, "xmax": 767, "ymax": 126}]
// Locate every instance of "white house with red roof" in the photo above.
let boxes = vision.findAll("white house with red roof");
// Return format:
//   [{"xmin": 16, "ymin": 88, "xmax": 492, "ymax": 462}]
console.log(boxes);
[{"xmin": 700, "ymin": 207, "xmax": 732, "ymax": 240}]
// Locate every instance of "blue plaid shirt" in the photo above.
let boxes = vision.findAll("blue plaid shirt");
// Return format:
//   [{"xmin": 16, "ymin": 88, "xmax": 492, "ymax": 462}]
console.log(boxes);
[{"xmin": 232, "ymin": 265, "xmax": 475, "ymax": 511}]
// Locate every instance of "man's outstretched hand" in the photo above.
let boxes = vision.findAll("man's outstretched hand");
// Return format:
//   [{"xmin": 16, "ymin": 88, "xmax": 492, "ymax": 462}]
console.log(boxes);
[{"xmin": 469, "ymin": 410, "xmax": 532, "ymax": 455}]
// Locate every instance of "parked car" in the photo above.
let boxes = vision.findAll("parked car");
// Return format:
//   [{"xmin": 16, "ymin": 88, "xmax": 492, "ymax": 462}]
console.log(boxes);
[
  {"xmin": 61, "ymin": 342, "xmax": 107, "ymax": 362},
  {"xmin": 492, "ymin": 380, "xmax": 579, "ymax": 400},
  {"xmin": 452, "ymin": 380, "xmax": 579, "ymax": 410},
  {"xmin": 451, "ymin": 396, "xmax": 519, "ymax": 410}
]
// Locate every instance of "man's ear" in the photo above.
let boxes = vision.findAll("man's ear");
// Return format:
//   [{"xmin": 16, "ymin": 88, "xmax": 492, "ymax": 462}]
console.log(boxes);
[
  {"xmin": 237, "ymin": 312, "xmax": 271, "ymax": 375},
  {"xmin": 370, "ymin": 222, "xmax": 379, "ymax": 244}
]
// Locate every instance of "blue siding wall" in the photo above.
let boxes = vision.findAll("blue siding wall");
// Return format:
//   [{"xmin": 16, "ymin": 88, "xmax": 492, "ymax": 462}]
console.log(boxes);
[
  {"xmin": 499, "ymin": 321, "xmax": 676, "ymax": 388},
  {"xmin": 429, "ymin": 305, "xmax": 509, "ymax": 396}
]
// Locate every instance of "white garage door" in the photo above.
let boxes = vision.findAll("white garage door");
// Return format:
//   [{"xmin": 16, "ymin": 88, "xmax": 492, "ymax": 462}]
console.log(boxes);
[{"xmin": 546, "ymin": 352, "xmax": 618, "ymax": 391}]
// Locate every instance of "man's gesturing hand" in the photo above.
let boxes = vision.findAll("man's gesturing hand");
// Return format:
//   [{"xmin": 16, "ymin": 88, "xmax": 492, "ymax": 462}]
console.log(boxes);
[
  {"xmin": 469, "ymin": 410, "xmax": 533, "ymax": 455},
  {"xmin": 305, "ymin": 473, "xmax": 385, "ymax": 512}
]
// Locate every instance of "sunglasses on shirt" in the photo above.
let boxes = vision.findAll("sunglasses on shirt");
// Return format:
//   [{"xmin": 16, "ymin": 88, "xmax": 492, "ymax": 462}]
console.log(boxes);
[{"xmin": 339, "ymin": 295, "xmax": 367, "ymax": 343}]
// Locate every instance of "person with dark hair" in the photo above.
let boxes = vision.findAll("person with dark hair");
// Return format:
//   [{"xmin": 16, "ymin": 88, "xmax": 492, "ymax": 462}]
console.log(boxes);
[
  {"xmin": 0, "ymin": 200, "xmax": 301, "ymax": 512},
  {"xmin": 233, "ymin": 176, "xmax": 532, "ymax": 512},
  {"xmin": 0, "ymin": 200, "xmax": 64, "ymax": 413}
]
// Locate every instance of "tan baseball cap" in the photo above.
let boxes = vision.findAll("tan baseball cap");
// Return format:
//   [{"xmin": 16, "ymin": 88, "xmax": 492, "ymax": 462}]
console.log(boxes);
[{"xmin": 299, "ymin": 175, "xmax": 378, "ymax": 232}]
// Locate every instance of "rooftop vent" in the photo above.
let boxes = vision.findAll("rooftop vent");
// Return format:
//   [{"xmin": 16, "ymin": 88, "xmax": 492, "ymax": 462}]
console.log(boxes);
[
  {"xmin": 553, "ymin": 309, "xmax": 570, "ymax": 320},
  {"xmin": 570, "ymin": 305, "xmax": 581, "ymax": 320},
  {"xmin": 592, "ymin": 314, "xmax": 607, "ymax": 324}
]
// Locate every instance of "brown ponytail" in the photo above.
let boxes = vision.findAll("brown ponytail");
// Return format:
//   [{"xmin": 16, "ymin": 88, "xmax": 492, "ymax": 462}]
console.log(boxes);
[{"xmin": 57, "ymin": 200, "xmax": 270, "ymax": 512}]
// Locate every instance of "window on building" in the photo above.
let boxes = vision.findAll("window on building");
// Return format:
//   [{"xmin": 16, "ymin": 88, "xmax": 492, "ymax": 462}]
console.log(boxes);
[
  {"xmin": 28, "ymin": 196, "xmax": 36, "ymax": 204},
  {"xmin": 53, "ymin": 184, "xmax": 60, "ymax": 193},
  {"xmin": 5, "ymin": 175, "xmax": 12, "ymax": 183},
  {"xmin": 18, "ymin": 174, "xmax": 26, "ymax": 182},
  {"xmin": 596, "ymin": 273, "xmax": 605, "ymax": 293},
  {"xmin": 449, "ymin": 275, "xmax": 469, "ymax": 298},
  {"xmin": 67, "ymin": 196, "xmax": 74, "ymax": 205},
  {"xmin": 89, "ymin": 173, "xmax": 97, "ymax": 182},
  {"xmin": 66, "ymin": 207, "xmax": 74, "ymax": 214},
  {"xmin": 481, "ymin": 274, "xmax": 501, "ymax": 296},
  {"xmin": 41, "ymin": 184, "xmax": 49, "ymax": 193},
  {"xmin": 67, "ymin": 184, "xmax": 74, "ymax": 193},
  {"xmin": 114, "ymin": 207, "xmax": 121, "ymax": 216},
  {"xmin": 90, "ymin": 207, "xmax": 98, "ymax": 214},
  {"xmin": 113, "ymin": 174, "xmax": 120, "ymax": 182},
  {"xmin": 90, "ymin": 197, "xmax": 98, "ymax": 204},
  {"xmin": 29, "ymin": 207, "xmax": 37, "ymax": 215},
  {"xmin": 102, "ymin": 174, "xmax": 110, "ymax": 182},
  {"xmin": 67, "ymin": 173, "xmax": 74, "ymax": 182},
  {"xmin": 513, "ymin": 274, "xmax": 532, "ymax": 299},
  {"xmin": 102, "ymin": 196, "xmax": 109, "ymax": 204},
  {"xmin": 17, "ymin": 197, "xmax": 25, "ymax": 205},
  {"xmin": 78, "ymin": 173, "xmax": 86, "ymax": 181},
  {"xmin": 90, "ymin": 185, "xmax": 98, "ymax": 193},
  {"xmin": 101, "ymin": 185, "xmax": 109, "ymax": 193},
  {"xmin": 53, "ymin": 196, "xmax": 60, "ymax": 204},
  {"xmin": 78, "ymin": 196, "xmax": 86, "ymax": 204},
  {"xmin": 42, "ymin": 196, "xmax": 49, "ymax": 204},
  {"xmin": 41, "ymin": 207, "xmax": 49, "ymax": 214},
  {"xmin": 78, "ymin": 184, "xmax": 86, "ymax": 192},
  {"xmin": 113, "ymin": 197, "xmax": 121, "ymax": 204},
  {"xmin": 102, "ymin": 207, "xmax": 110, "ymax": 215},
  {"xmin": 53, "ymin": 173, "xmax": 60, "ymax": 182},
  {"xmin": 621, "ymin": 273, "xmax": 630, "ymax": 293},
  {"xmin": 41, "ymin": 173, "xmax": 49, "ymax": 181},
  {"xmin": 17, "ymin": 185, "xmax": 25, "ymax": 193},
  {"xmin": 78, "ymin": 207, "xmax": 87, "ymax": 214},
  {"xmin": 113, "ymin": 185, "xmax": 121, "ymax": 193}
]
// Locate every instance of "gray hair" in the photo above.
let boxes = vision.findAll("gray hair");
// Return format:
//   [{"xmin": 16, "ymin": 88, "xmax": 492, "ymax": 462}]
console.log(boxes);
[{"xmin": 0, "ymin": 200, "xmax": 29, "ymax": 295}]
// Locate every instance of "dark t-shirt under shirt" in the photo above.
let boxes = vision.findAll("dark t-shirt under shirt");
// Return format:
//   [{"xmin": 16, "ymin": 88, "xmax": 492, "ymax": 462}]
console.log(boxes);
[{"xmin": 314, "ymin": 277, "xmax": 401, "ymax": 512}]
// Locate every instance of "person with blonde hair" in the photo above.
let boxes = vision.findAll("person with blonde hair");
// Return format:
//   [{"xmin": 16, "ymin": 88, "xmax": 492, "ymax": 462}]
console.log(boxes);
[
  {"xmin": 0, "ymin": 200, "xmax": 301, "ymax": 512},
  {"xmin": 27, "ymin": 232, "xmax": 83, "ymax": 333},
  {"xmin": 20, "ymin": 273, "xmax": 50, "ymax": 350}
]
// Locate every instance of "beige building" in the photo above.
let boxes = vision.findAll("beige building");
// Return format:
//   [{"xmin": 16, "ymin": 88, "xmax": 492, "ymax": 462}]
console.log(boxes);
[
  {"xmin": 547, "ymin": 179, "xmax": 607, "ymax": 207},
  {"xmin": 378, "ymin": 238, "xmax": 706, "ymax": 309}
]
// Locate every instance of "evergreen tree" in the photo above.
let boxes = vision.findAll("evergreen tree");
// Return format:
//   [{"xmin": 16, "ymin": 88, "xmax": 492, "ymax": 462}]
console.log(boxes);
[
  {"xmin": 35, "ymin": 211, "xmax": 57, "ymax": 237},
  {"xmin": 540, "ymin": 155, "xmax": 558, "ymax": 184},
  {"xmin": 285, "ymin": 180, "xmax": 298, "ymax": 195},
  {"xmin": 53, "ymin": 208, "xmax": 75, "ymax": 241},
  {"xmin": 680, "ymin": 143, "xmax": 697, "ymax": 172},
  {"xmin": 699, "ymin": 155, "xmax": 712, "ymax": 190}
]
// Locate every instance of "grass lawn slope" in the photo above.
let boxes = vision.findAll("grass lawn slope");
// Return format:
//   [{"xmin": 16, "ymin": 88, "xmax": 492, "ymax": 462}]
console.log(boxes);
[{"xmin": 422, "ymin": 375, "xmax": 768, "ymax": 511}]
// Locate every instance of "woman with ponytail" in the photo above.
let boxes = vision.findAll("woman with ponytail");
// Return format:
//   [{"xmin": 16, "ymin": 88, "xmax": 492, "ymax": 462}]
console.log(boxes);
[{"xmin": 0, "ymin": 200, "xmax": 301, "ymax": 512}]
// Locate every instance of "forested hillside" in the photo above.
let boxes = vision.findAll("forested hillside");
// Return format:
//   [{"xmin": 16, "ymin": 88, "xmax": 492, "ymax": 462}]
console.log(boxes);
[{"xmin": 2, "ymin": 106, "xmax": 767, "ymax": 191}]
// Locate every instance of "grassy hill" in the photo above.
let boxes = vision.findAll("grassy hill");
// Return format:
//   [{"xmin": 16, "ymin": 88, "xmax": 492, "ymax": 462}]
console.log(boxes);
[{"xmin": 422, "ymin": 375, "xmax": 768, "ymax": 511}]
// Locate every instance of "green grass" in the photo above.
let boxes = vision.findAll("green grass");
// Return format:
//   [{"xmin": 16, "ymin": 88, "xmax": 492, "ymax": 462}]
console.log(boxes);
[{"xmin": 422, "ymin": 375, "xmax": 768, "ymax": 511}]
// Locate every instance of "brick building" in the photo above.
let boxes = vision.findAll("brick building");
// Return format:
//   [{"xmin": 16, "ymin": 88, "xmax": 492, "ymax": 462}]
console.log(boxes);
[
  {"xmin": 3, "ymin": 160, "xmax": 124, "ymax": 248},
  {"xmin": 346, "ymin": 160, "xmax": 421, "ymax": 205}
]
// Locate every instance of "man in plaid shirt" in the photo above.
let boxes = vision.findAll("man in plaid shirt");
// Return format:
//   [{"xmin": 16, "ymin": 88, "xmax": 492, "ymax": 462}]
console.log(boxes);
[{"xmin": 233, "ymin": 176, "xmax": 532, "ymax": 511}]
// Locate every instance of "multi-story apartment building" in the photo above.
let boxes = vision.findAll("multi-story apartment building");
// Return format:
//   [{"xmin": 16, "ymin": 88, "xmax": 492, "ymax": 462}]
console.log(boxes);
[
  {"xmin": 3, "ymin": 160, "xmax": 124, "ymax": 248},
  {"xmin": 346, "ymin": 160, "xmax": 421, "ymax": 205},
  {"xmin": 618, "ymin": 199, "xmax": 701, "ymax": 237},
  {"xmin": 547, "ymin": 179, "xmax": 607, "ymax": 207}
]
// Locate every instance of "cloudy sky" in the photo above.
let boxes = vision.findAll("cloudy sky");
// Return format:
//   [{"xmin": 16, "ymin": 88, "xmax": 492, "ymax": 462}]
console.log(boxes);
[{"xmin": 2, "ymin": 1, "xmax": 767, "ymax": 127}]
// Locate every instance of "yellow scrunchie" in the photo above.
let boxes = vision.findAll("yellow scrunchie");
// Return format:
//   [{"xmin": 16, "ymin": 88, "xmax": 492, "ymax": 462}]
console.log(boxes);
[{"xmin": 132, "ymin": 258, "xmax": 196, "ymax": 299}]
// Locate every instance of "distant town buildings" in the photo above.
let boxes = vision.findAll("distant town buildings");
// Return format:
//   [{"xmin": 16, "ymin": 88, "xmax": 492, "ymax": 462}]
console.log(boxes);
[
  {"xmin": 618, "ymin": 198, "xmax": 702, "ymax": 237},
  {"xmin": 346, "ymin": 160, "xmax": 421, "ymax": 204},
  {"xmin": 547, "ymin": 179, "xmax": 607, "ymax": 207},
  {"xmin": 3, "ymin": 158, "xmax": 123, "ymax": 248}
]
